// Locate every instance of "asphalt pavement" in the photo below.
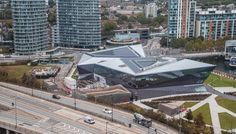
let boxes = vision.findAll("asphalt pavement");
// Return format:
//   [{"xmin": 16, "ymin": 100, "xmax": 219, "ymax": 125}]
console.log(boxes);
[
  {"xmin": 0, "ymin": 86, "xmax": 147, "ymax": 134},
  {"xmin": 0, "ymin": 82, "xmax": 178, "ymax": 134}
]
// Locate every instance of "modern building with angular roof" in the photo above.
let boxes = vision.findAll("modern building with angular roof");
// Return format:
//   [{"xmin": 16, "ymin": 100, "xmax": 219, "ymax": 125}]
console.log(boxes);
[{"xmin": 77, "ymin": 45, "xmax": 215, "ymax": 89}]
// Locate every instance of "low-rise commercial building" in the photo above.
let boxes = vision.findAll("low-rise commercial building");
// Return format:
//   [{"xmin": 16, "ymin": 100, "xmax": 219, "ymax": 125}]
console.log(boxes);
[
  {"xmin": 114, "ymin": 28, "xmax": 150, "ymax": 40},
  {"xmin": 225, "ymin": 40, "xmax": 236, "ymax": 60},
  {"xmin": 106, "ymin": 33, "xmax": 140, "ymax": 46},
  {"xmin": 77, "ymin": 45, "xmax": 215, "ymax": 89}
]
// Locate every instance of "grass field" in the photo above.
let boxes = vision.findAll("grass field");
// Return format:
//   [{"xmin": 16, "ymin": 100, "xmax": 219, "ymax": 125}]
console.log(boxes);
[
  {"xmin": 181, "ymin": 102, "xmax": 198, "ymax": 108},
  {"xmin": 215, "ymin": 96, "xmax": 236, "ymax": 113},
  {"xmin": 219, "ymin": 112, "xmax": 236, "ymax": 130},
  {"xmin": 204, "ymin": 73, "xmax": 236, "ymax": 87},
  {"xmin": 192, "ymin": 103, "xmax": 212, "ymax": 125},
  {"xmin": 0, "ymin": 65, "xmax": 32, "ymax": 80},
  {"xmin": 0, "ymin": 65, "xmax": 43, "ymax": 88}
]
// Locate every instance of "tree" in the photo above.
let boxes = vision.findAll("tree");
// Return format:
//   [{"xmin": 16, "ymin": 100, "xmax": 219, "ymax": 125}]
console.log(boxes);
[
  {"xmin": 119, "ymin": 15, "xmax": 128, "ymax": 21},
  {"xmin": 128, "ymin": 16, "xmax": 136, "ymax": 22},
  {"xmin": 194, "ymin": 113, "xmax": 205, "ymax": 127},
  {"xmin": 160, "ymin": 37, "xmax": 167, "ymax": 47},
  {"xmin": 171, "ymin": 38, "xmax": 187, "ymax": 48},
  {"xmin": 185, "ymin": 110, "xmax": 193, "ymax": 120},
  {"xmin": 48, "ymin": 0, "xmax": 56, "ymax": 8},
  {"xmin": 48, "ymin": 11, "xmax": 56, "ymax": 25},
  {"xmin": 128, "ymin": 23, "xmax": 133, "ymax": 29},
  {"xmin": 136, "ymin": 13, "xmax": 148, "ymax": 24},
  {"xmin": 103, "ymin": 21, "xmax": 117, "ymax": 32}
]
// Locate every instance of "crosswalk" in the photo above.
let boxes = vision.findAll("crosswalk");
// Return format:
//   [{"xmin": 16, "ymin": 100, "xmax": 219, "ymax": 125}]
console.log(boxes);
[{"xmin": 50, "ymin": 122, "xmax": 92, "ymax": 134}]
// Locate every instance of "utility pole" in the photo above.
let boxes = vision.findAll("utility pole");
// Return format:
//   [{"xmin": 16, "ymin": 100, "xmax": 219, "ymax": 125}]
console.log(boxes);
[{"xmin": 12, "ymin": 96, "xmax": 17, "ymax": 128}]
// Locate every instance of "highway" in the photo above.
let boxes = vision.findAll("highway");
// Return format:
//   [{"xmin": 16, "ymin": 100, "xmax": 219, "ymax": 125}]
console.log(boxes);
[
  {"xmin": 0, "ymin": 85, "xmax": 144, "ymax": 134},
  {"xmin": 0, "ymin": 82, "xmax": 178, "ymax": 134}
]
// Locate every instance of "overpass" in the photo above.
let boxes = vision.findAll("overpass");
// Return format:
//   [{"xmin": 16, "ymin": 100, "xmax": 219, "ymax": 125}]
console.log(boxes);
[
  {"xmin": 0, "ymin": 117, "xmax": 46, "ymax": 134},
  {"xmin": 150, "ymin": 32, "xmax": 168, "ymax": 38}
]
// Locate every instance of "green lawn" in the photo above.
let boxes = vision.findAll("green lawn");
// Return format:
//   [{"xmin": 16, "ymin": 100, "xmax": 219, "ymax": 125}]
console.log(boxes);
[
  {"xmin": 216, "ymin": 96, "xmax": 236, "ymax": 113},
  {"xmin": 0, "ymin": 65, "xmax": 43, "ymax": 87},
  {"xmin": 193, "ymin": 103, "xmax": 212, "ymax": 125},
  {"xmin": 71, "ymin": 69, "xmax": 79, "ymax": 80},
  {"xmin": 219, "ymin": 112, "xmax": 236, "ymax": 130},
  {"xmin": 181, "ymin": 102, "xmax": 198, "ymax": 108},
  {"xmin": 204, "ymin": 73, "xmax": 236, "ymax": 87}
]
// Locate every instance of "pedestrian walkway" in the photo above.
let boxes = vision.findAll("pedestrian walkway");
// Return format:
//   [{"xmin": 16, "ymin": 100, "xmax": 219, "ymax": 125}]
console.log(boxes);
[
  {"xmin": 214, "ymin": 87, "xmax": 236, "ymax": 94},
  {"xmin": 174, "ymin": 94, "xmax": 236, "ymax": 134},
  {"xmin": 133, "ymin": 101, "xmax": 153, "ymax": 110}
]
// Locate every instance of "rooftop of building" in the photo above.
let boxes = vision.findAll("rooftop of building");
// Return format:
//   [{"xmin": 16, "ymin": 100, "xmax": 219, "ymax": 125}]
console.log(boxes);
[
  {"xmin": 225, "ymin": 40, "xmax": 236, "ymax": 47},
  {"xmin": 196, "ymin": 7, "xmax": 236, "ymax": 15},
  {"xmin": 78, "ymin": 45, "xmax": 215, "ymax": 76}
]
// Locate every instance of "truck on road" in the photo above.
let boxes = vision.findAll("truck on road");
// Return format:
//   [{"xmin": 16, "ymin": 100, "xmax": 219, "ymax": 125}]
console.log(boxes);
[
  {"xmin": 133, "ymin": 112, "xmax": 152, "ymax": 128},
  {"xmin": 64, "ymin": 77, "xmax": 77, "ymax": 90}
]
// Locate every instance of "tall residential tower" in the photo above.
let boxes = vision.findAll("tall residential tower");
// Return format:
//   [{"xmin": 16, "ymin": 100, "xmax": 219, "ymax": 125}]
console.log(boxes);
[
  {"xmin": 56, "ymin": 0, "xmax": 101, "ymax": 48},
  {"xmin": 11, "ymin": 0, "xmax": 48, "ymax": 55},
  {"xmin": 168, "ymin": 0, "xmax": 196, "ymax": 40}
]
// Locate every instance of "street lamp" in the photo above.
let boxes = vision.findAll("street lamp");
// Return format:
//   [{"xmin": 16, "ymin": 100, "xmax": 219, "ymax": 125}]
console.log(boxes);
[
  {"xmin": 179, "ymin": 106, "xmax": 182, "ymax": 134},
  {"xmin": 11, "ymin": 96, "xmax": 17, "ymax": 128},
  {"xmin": 74, "ymin": 89, "xmax": 76, "ymax": 110},
  {"xmin": 111, "ymin": 95, "xmax": 113, "ymax": 122},
  {"xmin": 74, "ymin": 80, "xmax": 78, "ymax": 110},
  {"xmin": 31, "ymin": 84, "xmax": 34, "ymax": 97},
  {"xmin": 106, "ymin": 122, "xmax": 108, "ymax": 133}
]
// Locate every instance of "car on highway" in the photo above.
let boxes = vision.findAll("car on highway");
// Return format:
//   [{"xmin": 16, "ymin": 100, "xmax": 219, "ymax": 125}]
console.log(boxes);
[
  {"xmin": 103, "ymin": 108, "xmax": 112, "ymax": 114},
  {"xmin": 52, "ymin": 94, "xmax": 61, "ymax": 99},
  {"xmin": 84, "ymin": 116, "xmax": 95, "ymax": 124}
]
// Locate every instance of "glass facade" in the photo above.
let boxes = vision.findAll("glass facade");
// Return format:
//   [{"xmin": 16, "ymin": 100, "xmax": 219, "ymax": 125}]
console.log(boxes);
[
  {"xmin": 78, "ymin": 64, "xmax": 215, "ymax": 89},
  {"xmin": 56, "ymin": 0, "xmax": 101, "ymax": 48},
  {"xmin": 11, "ymin": 0, "xmax": 48, "ymax": 55}
]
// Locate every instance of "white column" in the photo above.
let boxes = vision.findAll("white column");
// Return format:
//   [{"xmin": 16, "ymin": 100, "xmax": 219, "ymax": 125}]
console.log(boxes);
[
  {"xmin": 203, "ymin": 21, "xmax": 207, "ymax": 39},
  {"xmin": 220, "ymin": 20, "xmax": 223, "ymax": 38},
  {"xmin": 232, "ymin": 20, "xmax": 234, "ymax": 38}
]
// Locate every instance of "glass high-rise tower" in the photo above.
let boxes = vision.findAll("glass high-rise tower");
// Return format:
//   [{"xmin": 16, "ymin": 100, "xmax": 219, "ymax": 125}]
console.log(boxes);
[
  {"xmin": 56, "ymin": 0, "xmax": 101, "ymax": 48},
  {"xmin": 11, "ymin": 0, "xmax": 48, "ymax": 55}
]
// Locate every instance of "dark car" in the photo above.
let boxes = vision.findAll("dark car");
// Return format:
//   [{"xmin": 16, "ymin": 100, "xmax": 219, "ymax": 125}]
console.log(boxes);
[{"xmin": 52, "ymin": 94, "xmax": 61, "ymax": 99}]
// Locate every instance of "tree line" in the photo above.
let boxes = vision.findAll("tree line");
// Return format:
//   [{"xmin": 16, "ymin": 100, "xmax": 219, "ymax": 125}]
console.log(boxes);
[{"xmin": 160, "ymin": 36, "xmax": 233, "ymax": 52}]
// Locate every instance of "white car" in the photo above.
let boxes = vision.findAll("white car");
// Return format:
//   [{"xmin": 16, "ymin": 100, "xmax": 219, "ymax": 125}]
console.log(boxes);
[
  {"xmin": 103, "ymin": 108, "xmax": 112, "ymax": 114},
  {"xmin": 84, "ymin": 116, "xmax": 95, "ymax": 124}
]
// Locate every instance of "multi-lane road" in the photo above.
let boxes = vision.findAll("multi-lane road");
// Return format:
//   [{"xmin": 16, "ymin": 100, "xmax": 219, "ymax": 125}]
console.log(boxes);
[
  {"xmin": 0, "ymin": 85, "xmax": 145, "ymax": 134},
  {"xmin": 0, "ymin": 82, "xmax": 178, "ymax": 134}
]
